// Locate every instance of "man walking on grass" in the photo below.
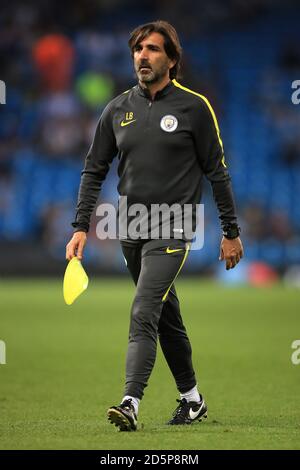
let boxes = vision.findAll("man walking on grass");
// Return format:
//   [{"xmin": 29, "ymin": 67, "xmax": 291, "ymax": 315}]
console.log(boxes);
[{"xmin": 66, "ymin": 20, "xmax": 243, "ymax": 431}]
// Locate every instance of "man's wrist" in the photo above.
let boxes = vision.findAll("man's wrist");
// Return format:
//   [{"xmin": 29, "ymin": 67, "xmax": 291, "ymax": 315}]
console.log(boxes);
[
  {"xmin": 222, "ymin": 224, "xmax": 241, "ymax": 240},
  {"xmin": 73, "ymin": 229, "xmax": 88, "ymax": 234},
  {"xmin": 71, "ymin": 221, "xmax": 89, "ymax": 233}
]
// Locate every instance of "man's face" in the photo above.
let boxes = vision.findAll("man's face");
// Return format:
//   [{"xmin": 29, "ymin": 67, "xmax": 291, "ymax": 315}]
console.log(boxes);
[{"xmin": 133, "ymin": 32, "xmax": 175, "ymax": 84}]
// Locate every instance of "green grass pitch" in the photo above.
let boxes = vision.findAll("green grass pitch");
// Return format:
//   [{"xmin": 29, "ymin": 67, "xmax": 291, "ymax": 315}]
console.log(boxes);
[{"xmin": 0, "ymin": 278, "xmax": 299, "ymax": 449}]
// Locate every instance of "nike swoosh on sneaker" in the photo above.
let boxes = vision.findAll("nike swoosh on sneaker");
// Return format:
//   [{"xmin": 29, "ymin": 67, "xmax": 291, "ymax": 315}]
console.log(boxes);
[
  {"xmin": 189, "ymin": 402, "xmax": 205, "ymax": 420},
  {"xmin": 121, "ymin": 119, "xmax": 137, "ymax": 127},
  {"xmin": 166, "ymin": 247, "xmax": 184, "ymax": 254}
]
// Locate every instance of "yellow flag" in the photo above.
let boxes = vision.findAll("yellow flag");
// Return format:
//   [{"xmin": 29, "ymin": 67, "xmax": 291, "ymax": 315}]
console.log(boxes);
[{"xmin": 63, "ymin": 257, "xmax": 89, "ymax": 305}]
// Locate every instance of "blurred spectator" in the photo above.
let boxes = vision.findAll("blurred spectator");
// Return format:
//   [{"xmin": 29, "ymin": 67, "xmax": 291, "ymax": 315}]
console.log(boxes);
[
  {"xmin": 75, "ymin": 72, "xmax": 115, "ymax": 109},
  {"xmin": 241, "ymin": 203, "xmax": 268, "ymax": 241},
  {"xmin": 268, "ymin": 211, "xmax": 296, "ymax": 242},
  {"xmin": 0, "ymin": 156, "xmax": 14, "ymax": 233},
  {"xmin": 281, "ymin": 140, "xmax": 300, "ymax": 166},
  {"xmin": 279, "ymin": 41, "xmax": 300, "ymax": 72},
  {"xmin": 32, "ymin": 34, "xmax": 75, "ymax": 92}
]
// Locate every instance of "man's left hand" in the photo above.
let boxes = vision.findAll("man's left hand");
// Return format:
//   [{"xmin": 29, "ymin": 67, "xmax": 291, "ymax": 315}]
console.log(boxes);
[{"xmin": 219, "ymin": 236, "xmax": 244, "ymax": 270}]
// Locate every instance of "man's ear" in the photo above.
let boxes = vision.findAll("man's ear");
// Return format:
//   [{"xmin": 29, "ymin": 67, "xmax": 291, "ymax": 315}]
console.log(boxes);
[{"xmin": 169, "ymin": 59, "xmax": 176, "ymax": 71}]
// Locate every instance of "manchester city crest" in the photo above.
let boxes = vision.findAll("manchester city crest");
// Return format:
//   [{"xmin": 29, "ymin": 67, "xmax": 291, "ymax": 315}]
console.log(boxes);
[{"xmin": 160, "ymin": 115, "xmax": 178, "ymax": 132}]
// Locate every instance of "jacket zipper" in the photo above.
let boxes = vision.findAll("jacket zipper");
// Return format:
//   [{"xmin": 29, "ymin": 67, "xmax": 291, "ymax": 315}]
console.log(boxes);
[{"xmin": 146, "ymin": 100, "xmax": 153, "ymax": 131}]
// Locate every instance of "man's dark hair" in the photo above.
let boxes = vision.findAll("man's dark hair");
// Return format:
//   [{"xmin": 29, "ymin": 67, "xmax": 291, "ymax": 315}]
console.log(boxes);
[{"xmin": 128, "ymin": 20, "xmax": 182, "ymax": 80}]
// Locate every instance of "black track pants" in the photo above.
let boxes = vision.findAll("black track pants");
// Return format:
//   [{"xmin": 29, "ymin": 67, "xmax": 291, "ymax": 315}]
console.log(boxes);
[{"xmin": 121, "ymin": 239, "xmax": 197, "ymax": 399}]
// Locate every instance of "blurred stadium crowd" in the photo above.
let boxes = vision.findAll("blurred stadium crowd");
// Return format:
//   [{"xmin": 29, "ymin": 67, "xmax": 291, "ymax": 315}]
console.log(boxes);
[{"xmin": 1, "ymin": 0, "xmax": 300, "ymax": 282}]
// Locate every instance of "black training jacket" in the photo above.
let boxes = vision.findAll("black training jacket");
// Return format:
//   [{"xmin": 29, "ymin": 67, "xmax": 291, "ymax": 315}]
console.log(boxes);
[{"xmin": 72, "ymin": 79, "xmax": 238, "ymax": 240}]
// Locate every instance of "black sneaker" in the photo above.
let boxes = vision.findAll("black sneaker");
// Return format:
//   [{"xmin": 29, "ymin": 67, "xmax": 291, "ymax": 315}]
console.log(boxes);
[
  {"xmin": 107, "ymin": 399, "xmax": 138, "ymax": 431},
  {"xmin": 167, "ymin": 396, "xmax": 208, "ymax": 425}
]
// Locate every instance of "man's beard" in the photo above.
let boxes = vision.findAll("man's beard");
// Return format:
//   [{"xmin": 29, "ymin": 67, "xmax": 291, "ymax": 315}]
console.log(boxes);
[
  {"xmin": 135, "ymin": 62, "xmax": 169, "ymax": 84},
  {"xmin": 137, "ymin": 69, "xmax": 157, "ymax": 83}
]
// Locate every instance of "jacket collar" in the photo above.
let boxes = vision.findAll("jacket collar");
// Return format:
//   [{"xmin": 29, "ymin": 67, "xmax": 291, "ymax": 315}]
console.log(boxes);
[{"xmin": 136, "ymin": 80, "xmax": 173, "ymax": 100}]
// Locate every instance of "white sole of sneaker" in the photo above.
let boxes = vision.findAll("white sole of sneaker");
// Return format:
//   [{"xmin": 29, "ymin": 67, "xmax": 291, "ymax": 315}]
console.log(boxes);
[{"xmin": 107, "ymin": 408, "xmax": 136, "ymax": 432}]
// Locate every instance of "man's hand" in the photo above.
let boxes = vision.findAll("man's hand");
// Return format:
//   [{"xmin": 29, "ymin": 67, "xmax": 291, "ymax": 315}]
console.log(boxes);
[
  {"xmin": 219, "ymin": 236, "xmax": 244, "ymax": 270},
  {"xmin": 66, "ymin": 231, "xmax": 87, "ymax": 261}
]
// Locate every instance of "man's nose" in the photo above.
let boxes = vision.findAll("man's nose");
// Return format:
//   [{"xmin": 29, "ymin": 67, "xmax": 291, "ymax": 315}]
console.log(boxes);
[{"xmin": 139, "ymin": 48, "xmax": 149, "ymax": 60}]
